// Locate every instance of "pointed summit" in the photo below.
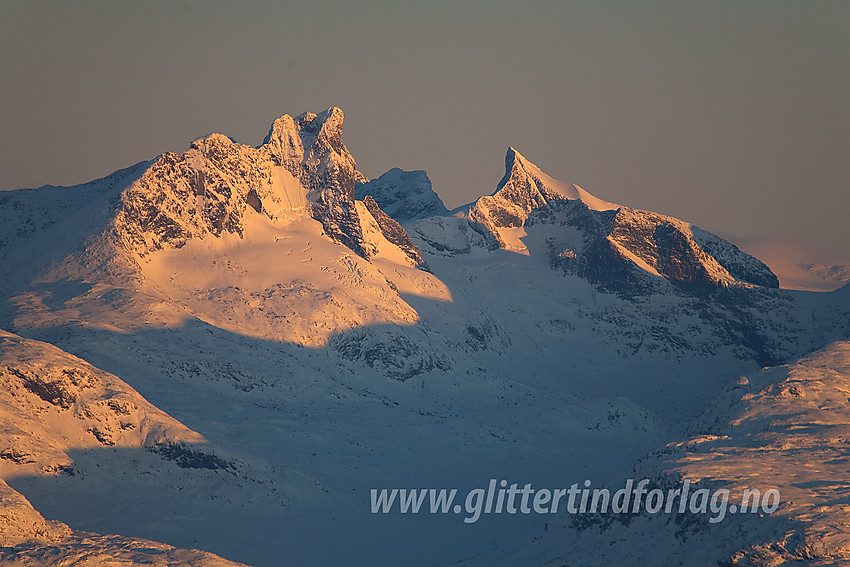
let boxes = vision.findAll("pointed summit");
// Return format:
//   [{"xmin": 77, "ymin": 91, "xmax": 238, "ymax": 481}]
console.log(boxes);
[
  {"xmin": 456, "ymin": 147, "xmax": 777, "ymax": 293},
  {"xmin": 499, "ymin": 146, "xmax": 531, "ymax": 187},
  {"xmin": 467, "ymin": 148, "xmax": 617, "ymax": 239},
  {"xmin": 495, "ymin": 147, "xmax": 617, "ymax": 213}
]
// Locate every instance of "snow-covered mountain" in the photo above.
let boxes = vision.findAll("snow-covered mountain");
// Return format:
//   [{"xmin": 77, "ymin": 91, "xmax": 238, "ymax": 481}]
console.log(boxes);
[
  {"xmin": 1, "ymin": 108, "xmax": 848, "ymax": 566},
  {"xmin": 355, "ymin": 168, "xmax": 449, "ymax": 221},
  {"xmin": 117, "ymin": 107, "xmax": 422, "ymax": 266},
  {"xmin": 452, "ymin": 147, "xmax": 778, "ymax": 294}
]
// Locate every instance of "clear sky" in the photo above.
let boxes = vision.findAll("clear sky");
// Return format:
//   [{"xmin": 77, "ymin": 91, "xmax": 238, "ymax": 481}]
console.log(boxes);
[{"xmin": 1, "ymin": 1, "xmax": 848, "ymax": 265}]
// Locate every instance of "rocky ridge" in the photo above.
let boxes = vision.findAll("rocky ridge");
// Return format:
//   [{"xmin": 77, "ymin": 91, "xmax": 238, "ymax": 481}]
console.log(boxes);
[
  {"xmin": 116, "ymin": 107, "xmax": 424, "ymax": 266},
  {"xmin": 458, "ymin": 147, "xmax": 778, "ymax": 296}
]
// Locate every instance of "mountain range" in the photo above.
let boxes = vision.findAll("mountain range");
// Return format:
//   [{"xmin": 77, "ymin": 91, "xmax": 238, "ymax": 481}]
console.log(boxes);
[{"xmin": 0, "ymin": 107, "xmax": 848, "ymax": 566}]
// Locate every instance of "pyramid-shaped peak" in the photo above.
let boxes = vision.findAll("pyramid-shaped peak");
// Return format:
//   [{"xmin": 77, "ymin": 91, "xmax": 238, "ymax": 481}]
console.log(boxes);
[
  {"xmin": 498, "ymin": 146, "xmax": 550, "ymax": 190},
  {"xmin": 505, "ymin": 146, "xmax": 529, "ymax": 165},
  {"xmin": 496, "ymin": 147, "xmax": 617, "ymax": 212}
]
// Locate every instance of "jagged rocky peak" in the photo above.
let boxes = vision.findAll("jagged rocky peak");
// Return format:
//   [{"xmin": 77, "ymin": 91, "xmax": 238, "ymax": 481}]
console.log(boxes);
[
  {"xmin": 263, "ymin": 107, "xmax": 364, "ymax": 198},
  {"xmin": 115, "ymin": 107, "xmax": 356, "ymax": 256},
  {"xmin": 356, "ymin": 168, "xmax": 449, "ymax": 222},
  {"xmin": 115, "ymin": 135, "xmax": 255, "ymax": 254},
  {"xmin": 457, "ymin": 147, "xmax": 778, "ymax": 295},
  {"xmin": 296, "ymin": 107, "xmax": 345, "ymax": 152},
  {"xmin": 113, "ymin": 107, "xmax": 426, "ymax": 269},
  {"xmin": 264, "ymin": 107, "xmax": 344, "ymax": 153},
  {"xmin": 361, "ymin": 195, "xmax": 428, "ymax": 269},
  {"xmin": 468, "ymin": 147, "xmax": 617, "ymax": 234},
  {"xmin": 497, "ymin": 147, "xmax": 618, "ymax": 211},
  {"xmin": 262, "ymin": 113, "xmax": 303, "ymax": 165},
  {"xmin": 262, "ymin": 107, "xmax": 368, "ymax": 255},
  {"xmin": 495, "ymin": 147, "xmax": 560, "ymax": 213}
]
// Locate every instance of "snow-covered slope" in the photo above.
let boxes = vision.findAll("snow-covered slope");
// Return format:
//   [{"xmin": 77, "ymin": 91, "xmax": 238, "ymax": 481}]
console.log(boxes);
[
  {"xmin": 4, "ymin": 108, "xmax": 434, "ymax": 347},
  {"xmin": 132, "ymin": 202, "xmax": 432, "ymax": 345},
  {"xmin": 492, "ymin": 340, "xmax": 850, "ymax": 566},
  {"xmin": 0, "ymin": 532, "xmax": 251, "ymax": 567},
  {"xmin": 355, "ymin": 168, "xmax": 449, "ymax": 221},
  {"xmin": 0, "ymin": 477, "xmax": 69, "ymax": 547},
  {"xmin": 0, "ymin": 329, "xmax": 251, "ymax": 566},
  {"xmin": 0, "ymin": 328, "xmax": 204, "ymax": 464}
]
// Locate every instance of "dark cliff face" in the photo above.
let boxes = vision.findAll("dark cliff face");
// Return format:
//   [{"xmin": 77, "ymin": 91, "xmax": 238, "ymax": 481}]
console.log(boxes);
[
  {"xmin": 536, "ymin": 200, "xmax": 778, "ymax": 297},
  {"xmin": 362, "ymin": 196, "xmax": 427, "ymax": 269},
  {"xmin": 529, "ymin": 200, "xmax": 791, "ymax": 365},
  {"xmin": 310, "ymin": 190, "xmax": 367, "ymax": 258},
  {"xmin": 607, "ymin": 209, "xmax": 729, "ymax": 291},
  {"xmin": 533, "ymin": 201, "xmax": 659, "ymax": 297},
  {"xmin": 690, "ymin": 226, "xmax": 779, "ymax": 288}
]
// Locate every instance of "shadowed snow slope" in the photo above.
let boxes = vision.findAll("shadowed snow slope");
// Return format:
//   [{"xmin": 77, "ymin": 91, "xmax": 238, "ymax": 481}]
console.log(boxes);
[
  {"xmin": 0, "ymin": 329, "xmax": 249, "ymax": 566},
  {"xmin": 488, "ymin": 340, "xmax": 850, "ymax": 566}
]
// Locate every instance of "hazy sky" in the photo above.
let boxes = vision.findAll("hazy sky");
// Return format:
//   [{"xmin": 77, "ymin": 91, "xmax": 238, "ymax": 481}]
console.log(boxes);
[{"xmin": 2, "ymin": 1, "xmax": 848, "ymax": 264}]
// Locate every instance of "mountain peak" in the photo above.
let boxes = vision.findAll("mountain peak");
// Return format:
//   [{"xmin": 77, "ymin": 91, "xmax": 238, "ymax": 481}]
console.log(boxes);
[
  {"xmin": 504, "ymin": 145, "xmax": 527, "ymax": 168},
  {"xmin": 456, "ymin": 147, "xmax": 778, "ymax": 293},
  {"xmin": 262, "ymin": 114, "xmax": 303, "ymax": 163},
  {"xmin": 466, "ymin": 148, "xmax": 617, "ymax": 239},
  {"xmin": 295, "ymin": 107, "xmax": 345, "ymax": 149},
  {"xmin": 188, "ymin": 132, "xmax": 238, "ymax": 155},
  {"xmin": 263, "ymin": 107, "xmax": 368, "ymax": 254},
  {"xmin": 261, "ymin": 107, "xmax": 348, "ymax": 166},
  {"xmin": 355, "ymin": 168, "xmax": 449, "ymax": 222},
  {"xmin": 498, "ymin": 146, "xmax": 532, "ymax": 190},
  {"xmin": 113, "ymin": 107, "xmax": 401, "ymax": 262},
  {"xmin": 496, "ymin": 147, "xmax": 617, "ymax": 211}
]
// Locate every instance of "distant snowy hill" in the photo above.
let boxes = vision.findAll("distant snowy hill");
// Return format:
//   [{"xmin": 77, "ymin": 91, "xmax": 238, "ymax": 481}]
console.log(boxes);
[
  {"xmin": 0, "ymin": 108, "xmax": 848, "ymax": 566},
  {"xmin": 355, "ymin": 168, "xmax": 449, "ymax": 221}
]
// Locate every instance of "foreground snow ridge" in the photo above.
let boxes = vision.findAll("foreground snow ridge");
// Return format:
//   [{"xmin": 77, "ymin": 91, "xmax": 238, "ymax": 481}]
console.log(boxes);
[{"xmin": 0, "ymin": 330, "xmax": 248, "ymax": 566}]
